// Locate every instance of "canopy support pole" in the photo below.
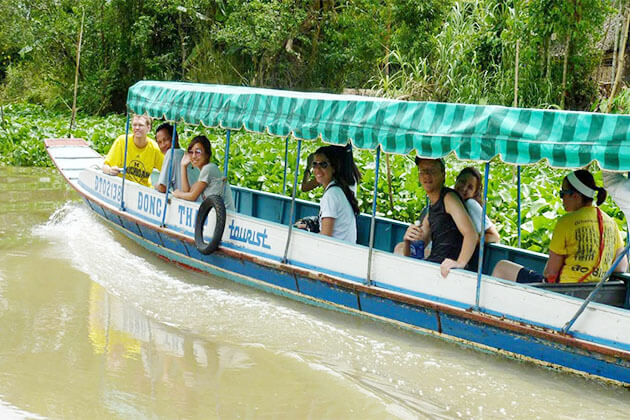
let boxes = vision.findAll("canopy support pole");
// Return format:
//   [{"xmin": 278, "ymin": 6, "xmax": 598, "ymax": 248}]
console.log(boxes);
[
  {"xmin": 474, "ymin": 162, "xmax": 491, "ymax": 310},
  {"xmin": 627, "ymin": 172, "xmax": 630, "ymax": 256},
  {"xmin": 366, "ymin": 146, "xmax": 381, "ymax": 285},
  {"xmin": 223, "ymin": 129, "xmax": 231, "ymax": 177},
  {"xmin": 160, "ymin": 123, "xmax": 177, "ymax": 227},
  {"xmin": 119, "ymin": 113, "xmax": 131, "ymax": 211},
  {"xmin": 517, "ymin": 166, "xmax": 522, "ymax": 248},
  {"xmin": 283, "ymin": 139, "xmax": 302, "ymax": 264},
  {"xmin": 282, "ymin": 136, "xmax": 289, "ymax": 195},
  {"xmin": 561, "ymin": 242, "xmax": 630, "ymax": 334}
]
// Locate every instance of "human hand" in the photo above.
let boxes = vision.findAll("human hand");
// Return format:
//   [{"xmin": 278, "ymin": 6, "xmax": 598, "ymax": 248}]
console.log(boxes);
[
  {"xmin": 172, "ymin": 189, "xmax": 182, "ymax": 198},
  {"xmin": 403, "ymin": 224, "xmax": 423, "ymax": 242},
  {"xmin": 306, "ymin": 153, "xmax": 314, "ymax": 169},
  {"xmin": 440, "ymin": 258, "xmax": 463, "ymax": 278},
  {"xmin": 108, "ymin": 166, "xmax": 121, "ymax": 176},
  {"xmin": 181, "ymin": 153, "xmax": 191, "ymax": 167}
]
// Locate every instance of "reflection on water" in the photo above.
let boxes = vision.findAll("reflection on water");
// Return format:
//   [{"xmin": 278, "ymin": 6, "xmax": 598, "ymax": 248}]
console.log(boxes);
[{"xmin": 1, "ymin": 167, "xmax": 630, "ymax": 419}]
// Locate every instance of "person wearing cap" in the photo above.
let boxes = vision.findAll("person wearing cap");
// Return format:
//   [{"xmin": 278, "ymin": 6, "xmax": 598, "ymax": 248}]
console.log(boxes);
[
  {"xmin": 492, "ymin": 169, "xmax": 628, "ymax": 283},
  {"xmin": 603, "ymin": 171, "xmax": 630, "ymax": 224},
  {"xmin": 394, "ymin": 157, "xmax": 479, "ymax": 278}
]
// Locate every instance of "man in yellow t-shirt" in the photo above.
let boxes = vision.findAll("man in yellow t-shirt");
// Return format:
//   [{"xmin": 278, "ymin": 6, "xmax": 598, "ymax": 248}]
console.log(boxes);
[
  {"xmin": 549, "ymin": 206, "xmax": 624, "ymax": 283},
  {"xmin": 102, "ymin": 115, "xmax": 164, "ymax": 187}
]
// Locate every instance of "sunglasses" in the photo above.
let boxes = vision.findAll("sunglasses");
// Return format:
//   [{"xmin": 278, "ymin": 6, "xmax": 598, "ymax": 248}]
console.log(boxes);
[
  {"xmin": 559, "ymin": 189, "xmax": 575, "ymax": 198},
  {"xmin": 188, "ymin": 148, "xmax": 204, "ymax": 156},
  {"xmin": 311, "ymin": 161, "xmax": 329, "ymax": 169}
]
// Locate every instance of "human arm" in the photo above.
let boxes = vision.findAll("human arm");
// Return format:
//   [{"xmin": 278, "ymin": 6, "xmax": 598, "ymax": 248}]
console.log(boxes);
[
  {"xmin": 172, "ymin": 181, "xmax": 207, "ymax": 201},
  {"xmin": 441, "ymin": 192, "xmax": 479, "ymax": 277},
  {"xmin": 614, "ymin": 246, "xmax": 629, "ymax": 273},
  {"xmin": 102, "ymin": 163, "xmax": 122, "ymax": 176},
  {"xmin": 484, "ymin": 224, "xmax": 501, "ymax": 244},
  {"xmin": 398, "ymin": 217, "xmax": 430, "ymax": 256},
  {"xmin": 172, "ymin": 153, "xmax": 207, "ymax": 201},
  {"xmin": 320, "ymin": 217, "xmax": 335, "ymax": 236},
  {"xmin": 542, "ymin": 251, "xmax": 565, "ymax": 282},
  {"xmin": 301, "ymin": 176, "xmax": 318, "ymax": 192},
  {"xmin": 155, "ymin": 149, "xmax": 172, "ymax": 192},
  {"xmin": 179, "ymin": 153, "xmax": 192, "ymax": 192},
  {"xmin": 301, "ymin": 153, "xmax": 318, "ymax": 192},
  {"xmin": 603, "ymin": 171, "xmax": 630, "ymax": 222}
]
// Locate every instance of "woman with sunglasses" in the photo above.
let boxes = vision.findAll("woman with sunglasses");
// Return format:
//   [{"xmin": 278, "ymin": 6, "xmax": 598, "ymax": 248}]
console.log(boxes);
[
  {"xmin": 301, "ymin": 143, "xmax": 361, "ymax": 194},
  {"xmin": 492, "ymin": 169, "xmax": 627, "ymax": 283},
  {"xmin": 300, "ymin": 145, "xmax": 360, "ymax": 243},
  {"xmin": 172, "ymin": 135, "xmax": 235, "ymax": 210}
]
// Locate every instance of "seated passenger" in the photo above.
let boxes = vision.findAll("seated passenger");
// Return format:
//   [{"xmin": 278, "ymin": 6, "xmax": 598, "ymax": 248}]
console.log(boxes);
[
  {"xmin": 155, "ymin": 122, "xmax": 174, "ymax": 155},
  {"xmin": 492, "ymin": 170, "xmax": 628, "ymax": 283},
  {"xmin": 394, "ymin": 157, "xmax": 479, "ymax": 277},
  {"xmin": 298, "ymin": 145, "xmax": 359, "ymax": 243},
  {"xmin": 172, "ymin": 136, "xmax": 235, "ymax": 211},
  {"xmin": 454, "ymin": 167, "xmax": 500, "ymax": 243},
  {"xmin": 302, "ymin": 143, "xmax": 361, "ymax": 195},
  {"xmin": 154, "ymin": 123, "xmax": 199, "ymax": 193},
  {"xmin": 102, "ymin": 114, "xmax": 163, "ymax": 187}
]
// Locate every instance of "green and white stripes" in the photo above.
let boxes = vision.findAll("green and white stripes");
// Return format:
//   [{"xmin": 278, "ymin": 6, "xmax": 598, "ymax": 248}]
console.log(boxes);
[{"xmin": 127, "ymin": 81, "xmax": 630, "ymax": 170}]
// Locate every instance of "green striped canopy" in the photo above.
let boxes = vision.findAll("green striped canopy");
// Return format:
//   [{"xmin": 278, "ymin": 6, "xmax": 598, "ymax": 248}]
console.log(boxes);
[{"xmin": 127, "ymin": 81, "xmax": 630, "ymax": 171}]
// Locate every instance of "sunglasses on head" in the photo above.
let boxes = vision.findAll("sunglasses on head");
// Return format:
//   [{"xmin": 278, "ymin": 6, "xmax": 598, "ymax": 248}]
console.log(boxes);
[
  {"xmin": 311, "ymin": 161, "xmax": 329, "ymax": 169},
  {"xmin": 559, "ymin": 188, "xmax": 575, "ymax": 198}
]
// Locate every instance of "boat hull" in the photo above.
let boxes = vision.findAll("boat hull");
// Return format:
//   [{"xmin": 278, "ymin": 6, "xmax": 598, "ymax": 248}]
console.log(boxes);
[
  {"xmin": 46, "ymin": 138, "xmax": 630, "ymax": 387},
  {"xmin": 84, "ymin": 194, "xmax": 630, "ymax": 387}
]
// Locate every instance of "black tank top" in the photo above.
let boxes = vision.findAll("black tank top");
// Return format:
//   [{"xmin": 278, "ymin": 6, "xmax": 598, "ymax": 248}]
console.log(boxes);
[{"xmin": 426, "ymin": 187, "xmax": 479, "ymax": 271}]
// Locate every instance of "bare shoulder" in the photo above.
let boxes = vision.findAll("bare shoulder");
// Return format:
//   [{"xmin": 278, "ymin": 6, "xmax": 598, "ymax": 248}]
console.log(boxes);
[{"xmin": 444, "ymin": 190, "xmax": 465, "ymax": 209}]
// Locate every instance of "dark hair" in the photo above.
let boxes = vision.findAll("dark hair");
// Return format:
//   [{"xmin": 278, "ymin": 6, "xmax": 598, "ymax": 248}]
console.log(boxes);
[
  {"xmin": 565, "ymin": 169, "xmax": 607, "ymax": 206},
  {"xmin": 314, "ymin": 145, "xmax": 360, "ymax": 215},
  {"xmin": 339, "ymin": 143, "xmax": 361, "ymax": 186},
  {"xmin": 414, "ymin": 156, "xmax": 445, "ymax": 175},
  {"xmin": 156, "ymin": 123, "xmax": 179, "ymax": 148},
  {"xmin": 456, "ymin": 166, "xmax": 483, "ymax": 204},
  {"xmin": 188, "ymin": 135, "xmax": 212, "ymax": 160}
]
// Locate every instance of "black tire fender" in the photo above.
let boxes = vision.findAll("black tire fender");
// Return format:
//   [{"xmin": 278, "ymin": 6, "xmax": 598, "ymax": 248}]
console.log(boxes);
[{"xmin": 194, "ymin": 195, "xmax": 226, "ymax": 255}]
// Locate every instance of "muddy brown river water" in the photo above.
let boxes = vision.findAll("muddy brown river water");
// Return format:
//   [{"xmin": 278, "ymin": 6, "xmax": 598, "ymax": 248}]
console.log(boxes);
[{"xmin": 0, "ymin": 166, "xmax": 629, "ymax": 419}]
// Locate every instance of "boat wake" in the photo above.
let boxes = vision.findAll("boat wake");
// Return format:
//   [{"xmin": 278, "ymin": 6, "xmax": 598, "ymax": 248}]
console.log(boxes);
[{"xmin": 32, "ymin": 203, "xmax": 630, "ymax": 419}]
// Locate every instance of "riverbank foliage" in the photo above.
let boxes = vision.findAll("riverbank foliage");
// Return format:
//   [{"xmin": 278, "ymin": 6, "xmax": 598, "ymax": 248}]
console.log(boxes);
[{"xmin": 0, "ymin": 0, "xmax": 623, "ymax": 114}]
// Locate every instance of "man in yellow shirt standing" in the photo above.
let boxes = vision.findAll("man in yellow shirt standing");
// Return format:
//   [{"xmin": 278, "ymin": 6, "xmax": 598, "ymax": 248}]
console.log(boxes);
[{"xmin": 102, "ymin": 114, "xmax": 164, "ymax": 187}]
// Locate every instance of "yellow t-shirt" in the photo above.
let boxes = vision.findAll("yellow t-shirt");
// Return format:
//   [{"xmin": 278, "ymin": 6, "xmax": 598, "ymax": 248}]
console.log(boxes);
[
  {"xmin": 549, "ymin": 206, "xmax": 624, "ymax": 283},
  {"xmin": 104, "ymin": 134, "xmax": 164, "ymax": 187}
]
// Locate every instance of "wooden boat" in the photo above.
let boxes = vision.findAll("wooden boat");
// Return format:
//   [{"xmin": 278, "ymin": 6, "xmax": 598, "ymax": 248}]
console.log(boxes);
[{"xmin": 46, "ymin": 81, "xmax": 630, "ymax": 386}]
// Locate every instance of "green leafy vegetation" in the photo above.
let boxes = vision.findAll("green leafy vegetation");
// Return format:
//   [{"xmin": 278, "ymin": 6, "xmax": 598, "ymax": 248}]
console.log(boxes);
[
  {"xmin": 0, "ymin": 0, "xmax": 621, "ymax": 113},
  {"xmin": 0, "ymin": 104, "xmax": 627, "ymax": 254}
]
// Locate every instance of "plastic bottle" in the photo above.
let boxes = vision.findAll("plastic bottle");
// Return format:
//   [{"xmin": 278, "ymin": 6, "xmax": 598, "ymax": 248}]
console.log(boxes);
[{"xmin": 409, "ymin": 220, "xmax": 424, "ymax": 260}]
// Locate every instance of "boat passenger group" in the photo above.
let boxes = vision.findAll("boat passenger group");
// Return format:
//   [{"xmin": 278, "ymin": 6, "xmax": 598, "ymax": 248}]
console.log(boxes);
[{"xmin": 102, "ymin": 114, "xmax": 630, "ymax": 284}]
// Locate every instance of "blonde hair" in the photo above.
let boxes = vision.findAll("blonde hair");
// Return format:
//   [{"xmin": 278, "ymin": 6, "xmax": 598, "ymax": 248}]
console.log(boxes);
[{"xmin": 133, "ymin": 114, "xmax": 152, "ymax": 130}]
